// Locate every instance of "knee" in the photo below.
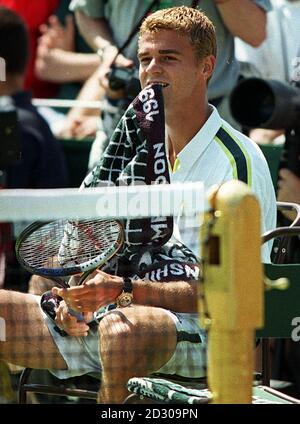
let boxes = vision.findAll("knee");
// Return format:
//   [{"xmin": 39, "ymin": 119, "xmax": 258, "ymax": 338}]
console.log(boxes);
[
  {"xmin": 98, "ymin": 312, "xmax": 136, "ymax": 365},
  {"xmin": 99, "ymin": 311, "xmax": 133, "ymax": 346}
]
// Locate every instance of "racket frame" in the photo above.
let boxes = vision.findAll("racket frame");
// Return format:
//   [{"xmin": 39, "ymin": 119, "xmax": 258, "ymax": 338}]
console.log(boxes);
[{"xmin": 15, "ymin": 219, "xmax": 124, "ymax": 279}]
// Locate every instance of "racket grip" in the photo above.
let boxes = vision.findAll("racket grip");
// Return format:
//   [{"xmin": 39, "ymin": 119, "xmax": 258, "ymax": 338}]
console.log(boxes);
[
  {"xmin": 68, "ymin": 308, "xmax": 84, "ymax": 321},
  {"xmin": 53, "ymin": 309, "xmax": 85, "ymax": 336},
  {"xmin": 52, "ymin": 277, "xmax": 70, "ymax": 289},
  {"xmin": 41, "ymin": 291, "xmax": 85, "ymax": 338}
]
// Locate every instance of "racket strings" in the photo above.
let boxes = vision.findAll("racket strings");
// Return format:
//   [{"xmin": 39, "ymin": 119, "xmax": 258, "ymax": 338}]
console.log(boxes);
[
  {"xmin": 19, "ymin": 219, "xmax": 122, "ymax": 271},
  {"xmin": 58, "ymin": 219, "xmax": 121, "ymax": 265}
]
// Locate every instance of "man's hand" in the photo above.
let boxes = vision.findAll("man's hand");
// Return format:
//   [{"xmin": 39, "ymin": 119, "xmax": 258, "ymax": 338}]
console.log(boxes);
[
  {"xmin": 277, "ymin": 168, "xmax": 300, "ymax": 204},
  {"xmin": 39, "ymin": 14, "xmax": 75, "ymax": 52},
  {"xmin": 250, "ymin": 128, "xmax": 285, "ymax": 145},
  {"xmin": 97, "ymin": 47, "xmax": 134, "ymax": 100},
  {"xmin": 52, "ymin": 270, "xmax": 123, "ymax": 313},
  {"xmin": 54, "ymin": 299, "xmax": 91, "ymax": 337},
  {"xmin": 277, "ymin": 168, "xmax": 300, "ymax": 221},
  {"xmin": 56, "ymin": 115, "xmax": 99, "ymax": 139}
]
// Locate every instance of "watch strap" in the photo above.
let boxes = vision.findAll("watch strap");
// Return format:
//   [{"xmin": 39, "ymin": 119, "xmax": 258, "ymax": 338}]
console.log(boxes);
[{"xmin": 123, "ymin": 277, "xmax": 133, "ymax": 293}]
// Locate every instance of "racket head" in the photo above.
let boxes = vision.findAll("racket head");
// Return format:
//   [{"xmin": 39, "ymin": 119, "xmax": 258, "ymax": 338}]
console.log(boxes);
[{"xmin": 16, "ymin": 219, "xmax": 124, "ymax": 278}]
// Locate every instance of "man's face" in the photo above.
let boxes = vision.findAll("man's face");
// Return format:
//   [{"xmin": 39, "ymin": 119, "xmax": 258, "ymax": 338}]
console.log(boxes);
[{"xmin": 138, "ymin": 30, "xmax": 214, "ymax": 110}]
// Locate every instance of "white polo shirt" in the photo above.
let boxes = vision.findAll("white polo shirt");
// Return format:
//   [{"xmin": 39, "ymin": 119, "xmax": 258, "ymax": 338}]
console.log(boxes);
[{"xmin": 169, "ymin": 106, "xmax": 277, "ymax": 263}]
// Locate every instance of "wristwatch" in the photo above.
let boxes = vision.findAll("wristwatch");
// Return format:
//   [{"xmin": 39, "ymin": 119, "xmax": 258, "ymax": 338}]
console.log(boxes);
[{"xmin": 115, "ymin": 277, "xmax": 133, "ymax": 308}]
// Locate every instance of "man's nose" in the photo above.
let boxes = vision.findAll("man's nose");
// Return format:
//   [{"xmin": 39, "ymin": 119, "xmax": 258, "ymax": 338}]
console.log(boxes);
[{"xmin": 146, "ymin": 58, "xmax": 162, "ymax": 74}]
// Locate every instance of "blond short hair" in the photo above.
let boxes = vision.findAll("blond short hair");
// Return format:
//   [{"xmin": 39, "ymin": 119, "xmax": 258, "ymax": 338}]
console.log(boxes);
[{"xmin": 139, "ymin": 6, "xmax": 217, "ymax": 62}]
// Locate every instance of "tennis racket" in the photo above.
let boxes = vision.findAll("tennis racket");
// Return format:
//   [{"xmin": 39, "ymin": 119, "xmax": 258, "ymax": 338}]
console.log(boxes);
[
  {"xmin": 16, "ymin": 218, "xmax": 124, "ymax": 279},
  {"xmin": 16, "ymin": 218, "xmax": 124, "ymax": 332}
]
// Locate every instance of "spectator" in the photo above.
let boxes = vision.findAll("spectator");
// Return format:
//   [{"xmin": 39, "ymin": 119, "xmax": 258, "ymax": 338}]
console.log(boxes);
[
  {"xmin": 0, "ymin": 5, "xmax": 68, "ymax": 188},
  {"xmin": 34, "ymin": 0, "xmax": 102, "ymax": 139},
  {"xmin": 236, "ymin": 0, "xmax": 300, "ymax": 82},
  {"xmin": 0, "ymin": 6, "xmax": 69, "ymax": 293},
  {"xmin": 235, "ymin": 0, "xmax": 300, "ymax": 144},
  {"xmin": 0, "ymin": 0, "xmax": 61, "ymax": 98}
]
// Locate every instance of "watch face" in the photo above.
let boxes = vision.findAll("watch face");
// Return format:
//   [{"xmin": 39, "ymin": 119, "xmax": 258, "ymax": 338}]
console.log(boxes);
[{"xmin": 117, "ymin": 292, "xmax": 133, "ymax": 308}]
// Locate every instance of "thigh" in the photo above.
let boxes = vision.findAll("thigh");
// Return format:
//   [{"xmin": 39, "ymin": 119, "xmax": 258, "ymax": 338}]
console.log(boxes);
[
  {"xmin": 28, "ymin": 275, "xmax": 57, "ymax": 295},
  {"xmin": 0, "ymin": 290, "xmax": 67, "ymax": 369}
]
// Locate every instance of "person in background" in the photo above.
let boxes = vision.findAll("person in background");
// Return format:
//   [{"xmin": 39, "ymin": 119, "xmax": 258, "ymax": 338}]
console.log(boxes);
[
  {"xmin": 0, "ymin": 6, "xmax": 69, "ymax": 403},
  {"xmin": 0, "ymin": 0, "xmax": 61, "ymax": 98},
  {"xmin": 0, "ymin": 9, "xmax": 68, "ymax": 190},
  {"xmin": 277, "ymin": 168, "xmax": 300, "ymax": 205},
  {"xmin": 235, "ymin": 0, "xmax": 300, "ymax": 144},
  {"xmin": 34, "ymin": 0, "xmax": 103, "ymax": 139},
  {"xmin": 0, "ymin": 6, "xmax": 68, "ymax": 293}
]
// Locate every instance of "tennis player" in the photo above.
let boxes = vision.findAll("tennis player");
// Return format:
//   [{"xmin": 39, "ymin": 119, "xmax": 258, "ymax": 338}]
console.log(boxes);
[{"xmin": 0, "ymin": 6, "xmax": 276, "ymax": 403}]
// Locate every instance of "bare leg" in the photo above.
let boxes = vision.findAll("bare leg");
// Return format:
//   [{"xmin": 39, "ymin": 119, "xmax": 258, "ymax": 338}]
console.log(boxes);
[
  {"xmin": 0, "ymin": 290, "xmax": 67, "ymax": 369},
  {"xmin": 98, "ymin": 305, "xmax": 177, "ymax": 403}
]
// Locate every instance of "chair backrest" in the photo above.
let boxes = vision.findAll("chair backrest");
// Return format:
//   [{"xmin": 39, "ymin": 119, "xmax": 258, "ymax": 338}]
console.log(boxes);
[
  {"xmin": 259, "ymin": 201, "xmax": 300, "ymax": 338},
  {"xmin": 257, "ymin": 263, "xmax": 300, "ymax": 338},
  {"xmin": 259, "ymin": 144, "xmax": 282, "ymax": 191}
]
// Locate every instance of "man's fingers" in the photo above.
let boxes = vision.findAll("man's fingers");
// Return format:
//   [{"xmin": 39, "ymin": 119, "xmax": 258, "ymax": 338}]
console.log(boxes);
[
  {"xmin": 65, "ymin": 15, "xmax": 75, "ymax": 34},
  {"xmin": 55, "ymin": 305, "xmax": 89, "ymax": 336},
  {"xmin": 84, "ymin": 312, "xmax": 94, "ymax": 323},
  {"xmin": 279, "ymin": 168, "xmax": 292, "ymax": 179},
  {"xmin": 52, "ymin": 286, "xmax": 65, "ymax": 297},
  {"xmin": 39, "ymin": 23, "xmax": 48, "ymax": 34},
  {"xmin": 48, "ymin": 15, "xmax": 62, "ymax": 29}
]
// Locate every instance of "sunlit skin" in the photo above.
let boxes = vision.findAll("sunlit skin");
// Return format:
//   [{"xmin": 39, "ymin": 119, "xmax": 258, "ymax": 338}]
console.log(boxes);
[{"xmin": 138, "ymin": 30, "xmax": 215, "ymax": 165}]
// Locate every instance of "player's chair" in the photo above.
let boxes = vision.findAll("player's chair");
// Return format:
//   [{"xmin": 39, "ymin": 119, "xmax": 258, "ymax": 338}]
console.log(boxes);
[
  {"xmin": 259, "ymin": 201, "xmax": 300, "ymax": 387},
  {"xmin": 18, "ymin": 369, "xmax": 99, "ymax": 403},
  {"xmin": 18, "ymin": 202, "xmax": 300, "ymax": 404}
]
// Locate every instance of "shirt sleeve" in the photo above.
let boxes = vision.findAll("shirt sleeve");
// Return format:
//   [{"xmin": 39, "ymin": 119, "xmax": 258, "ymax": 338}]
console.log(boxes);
[{"xmin": 69, "ymin": 0, "xmax": 105, "ymax": 18}]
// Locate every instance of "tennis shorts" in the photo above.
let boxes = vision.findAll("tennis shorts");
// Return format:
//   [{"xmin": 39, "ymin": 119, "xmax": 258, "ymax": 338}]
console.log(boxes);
[{"xmin": 37, "ymin": 296, "xmax": 207, "ymax": 380}]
